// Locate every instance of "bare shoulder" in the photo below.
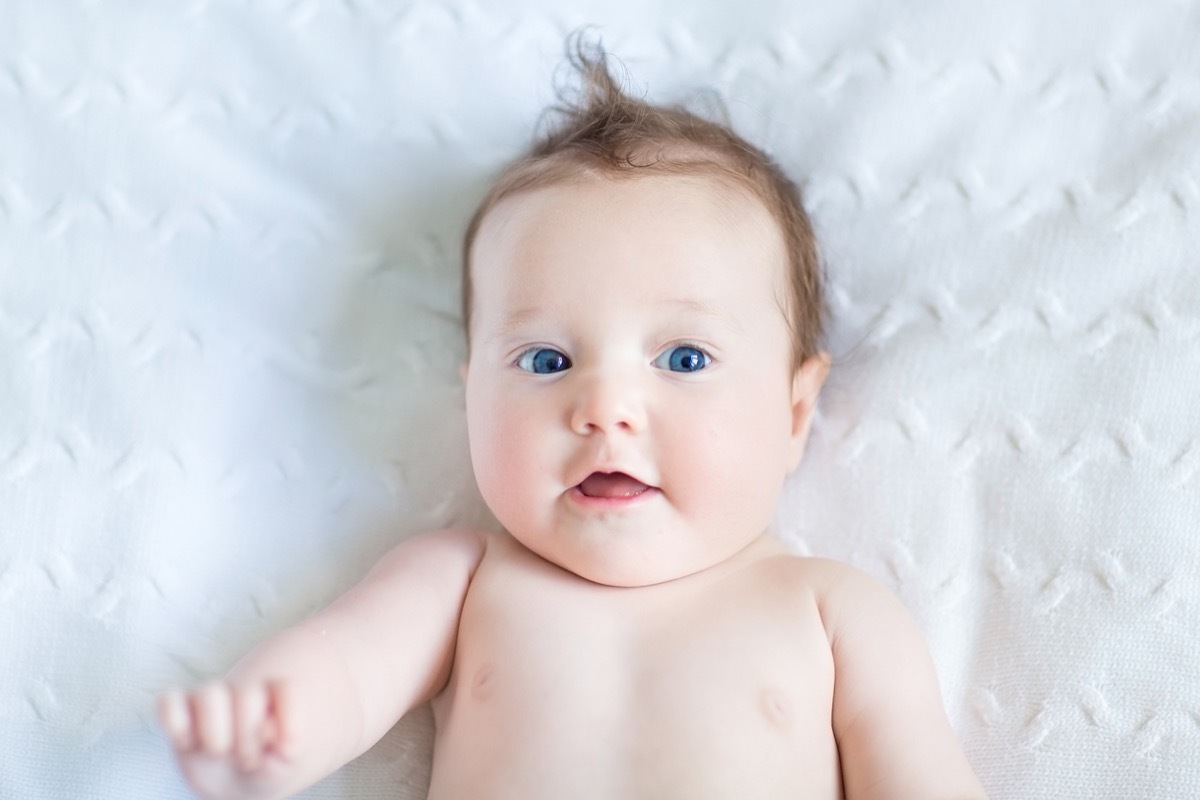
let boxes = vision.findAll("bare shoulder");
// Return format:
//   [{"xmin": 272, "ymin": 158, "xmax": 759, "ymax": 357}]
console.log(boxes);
[
  {"xmin": 747, "ymin": 552, "xmax": 884, "ymax": 606},
  {"xmin": 781, "ymin": 557, "xmax": 989, "ymax": 798},
  {"xmin": 377, "ymin": 526, "xmax": 488, "ymax": 563},
  {"xmin": 356, "ymin": 527, "xmax": 490, "ymax": 596},
  {"xmin": 760, "ymin": 556, "xmax": 911, "ymax": 641},
  {"xmin": 762, "ymin": 555, "xmax": 933, "ymax": 676}
]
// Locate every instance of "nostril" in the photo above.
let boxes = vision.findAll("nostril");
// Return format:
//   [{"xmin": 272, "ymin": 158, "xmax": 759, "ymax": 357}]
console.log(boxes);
[{"xmin": 571, "ymin": 413, "xmax": 637, "ymax": 435}]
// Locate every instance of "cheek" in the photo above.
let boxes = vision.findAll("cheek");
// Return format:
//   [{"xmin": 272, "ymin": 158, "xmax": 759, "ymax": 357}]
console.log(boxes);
[
  {"xmin": 466, "ymin": 382, "xmax": 547, "ymax": 506},
  {"xmin": 670, "ymin": 384, "xmax": 793, "ymax": 507}
]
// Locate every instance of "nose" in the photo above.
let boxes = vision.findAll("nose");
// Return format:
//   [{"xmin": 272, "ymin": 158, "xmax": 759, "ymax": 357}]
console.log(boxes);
[{"xmin": 569, "ymin": 369, "xmax": 646, "ymax": 436}]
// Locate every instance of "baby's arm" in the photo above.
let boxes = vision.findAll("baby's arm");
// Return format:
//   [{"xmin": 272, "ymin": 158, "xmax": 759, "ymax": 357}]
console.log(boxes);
[
  {"xmin": 819, "ymin": 562, "xmax": 987, "ymax": 800},
  {"xmin": 158, "ymin": 528, "xmax": 486, "ymax": 800}
]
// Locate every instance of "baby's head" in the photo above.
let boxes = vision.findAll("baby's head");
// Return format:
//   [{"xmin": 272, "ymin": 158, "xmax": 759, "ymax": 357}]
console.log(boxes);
[
  {"xmin": 463, "ymin": 44, "xmax": 825, "ymax": 371},
  {"xmin": 461, "ymin": 43, "xmax": 829, "ymax": 586}
]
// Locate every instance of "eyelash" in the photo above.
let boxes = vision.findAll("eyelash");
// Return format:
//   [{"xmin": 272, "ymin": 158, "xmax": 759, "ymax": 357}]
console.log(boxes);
[
  {"xmin": 653, "ymin": 343, "xmax": 713, "ymax": 373},
  {"xmin": 515, "ymin": 347, "xmax": 571, "ymax": 374}
]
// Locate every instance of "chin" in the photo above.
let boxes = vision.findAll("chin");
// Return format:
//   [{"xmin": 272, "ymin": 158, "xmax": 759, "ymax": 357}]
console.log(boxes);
[
  {"xmin": 507, "ymin": 524, "xmax": 752, "ymax": 588},
  {"xmin": 551, "ymin": 549, "xmax": 708, "ymax": 588}
]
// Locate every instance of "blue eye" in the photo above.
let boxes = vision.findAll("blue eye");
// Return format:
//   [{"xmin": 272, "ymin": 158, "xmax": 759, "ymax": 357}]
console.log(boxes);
[
  {"xmin": 516, "ymin": 347, "xmax": 572, "ymax": 374},
  {"xmin": 654, "ymin": 345, "xmax": 711, "ymax": 373}
]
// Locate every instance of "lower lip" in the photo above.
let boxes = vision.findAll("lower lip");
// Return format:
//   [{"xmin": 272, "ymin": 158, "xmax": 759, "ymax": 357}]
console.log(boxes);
[{"xmin": 567, "ymin": 485, "xmax": 660, "ymax": 510}]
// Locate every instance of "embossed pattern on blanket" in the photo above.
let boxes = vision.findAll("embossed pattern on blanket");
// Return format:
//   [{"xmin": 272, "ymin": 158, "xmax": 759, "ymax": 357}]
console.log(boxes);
[{"xmin": 2, "ymin": 2, "xmax": 1198, "ymax": 798}]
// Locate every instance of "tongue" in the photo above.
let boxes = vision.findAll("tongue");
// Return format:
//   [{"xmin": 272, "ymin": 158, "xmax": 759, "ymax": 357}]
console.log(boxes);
[{"xmin": 579, "ymin": 472, "xmax": 649, "ymax": 498}]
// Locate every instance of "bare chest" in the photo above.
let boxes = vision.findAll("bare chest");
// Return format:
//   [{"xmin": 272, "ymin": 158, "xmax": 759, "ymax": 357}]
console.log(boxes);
[{"xmin": 428, "ymin": 542, "xmax": 841, "ymax": 800}]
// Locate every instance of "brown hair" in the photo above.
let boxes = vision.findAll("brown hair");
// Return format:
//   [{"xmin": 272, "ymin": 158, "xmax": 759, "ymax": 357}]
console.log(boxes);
[{"xmin": 462, "ymin": 37, "xmax": 825, "ymax": 368}]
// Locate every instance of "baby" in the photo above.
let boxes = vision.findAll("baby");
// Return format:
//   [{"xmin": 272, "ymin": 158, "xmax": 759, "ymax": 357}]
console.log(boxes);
[{"xmin": 159, "ymin": 45, "xmax": 987, "ymax": 800}]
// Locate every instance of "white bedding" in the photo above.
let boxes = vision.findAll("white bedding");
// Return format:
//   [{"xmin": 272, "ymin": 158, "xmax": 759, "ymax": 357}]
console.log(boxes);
[{"xmin": 3, "ymin": 1, "xmax": 1199, "ymax": 797}]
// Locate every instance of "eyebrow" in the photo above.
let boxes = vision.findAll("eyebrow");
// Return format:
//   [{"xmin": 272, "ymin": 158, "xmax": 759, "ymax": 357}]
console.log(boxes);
[
  {"xmin": 484, "ymin": 297, "xmax": 743, "ymax": 344},
  {"xmin": 487, "ymin": 307, "xmax": 546, "ymax": 344},
  {"xmin": 664, "ymin": 297, "xmax": 744, "ymax": 332}
]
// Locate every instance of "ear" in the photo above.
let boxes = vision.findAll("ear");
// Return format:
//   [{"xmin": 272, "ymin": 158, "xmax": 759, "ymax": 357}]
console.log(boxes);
[{"xmin": 786, "ymin": 352, "xmax": 830, "ymax": 471}]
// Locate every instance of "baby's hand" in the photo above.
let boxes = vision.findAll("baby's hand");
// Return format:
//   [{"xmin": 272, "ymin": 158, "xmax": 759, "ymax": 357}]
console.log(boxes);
[{"xmin": 158, "ymin": 681, "xmax": 294, "ymax": 799}]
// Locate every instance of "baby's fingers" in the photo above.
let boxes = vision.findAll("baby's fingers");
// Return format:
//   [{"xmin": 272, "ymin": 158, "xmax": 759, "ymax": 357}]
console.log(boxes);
[
  {"xmin": 233, "ymin": 683, "xmax": 270, "ymax": 770},
  {"xmin": 160, "ymin": 681, "xmax": 288, "ymax": 773},
  {"xmin": 261, "ymin": 679, "xmax": 296, "ymax": 761},
  {"xmin": 158, "ymin": 690, "xmax": 196, "ymax": 751},
  {"xmin": 193, "ymin": 683, "xmax": 235, "ymax": 756}
]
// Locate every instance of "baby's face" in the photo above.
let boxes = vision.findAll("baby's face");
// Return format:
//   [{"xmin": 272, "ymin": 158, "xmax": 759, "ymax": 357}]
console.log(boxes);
[{"xmin": 464, "ymin": 174, "xmax": 819, "ymax": 587}]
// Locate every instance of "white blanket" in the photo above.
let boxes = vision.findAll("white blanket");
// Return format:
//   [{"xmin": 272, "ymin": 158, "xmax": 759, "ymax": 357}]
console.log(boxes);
[{"xmin": 3, "ymin": 2, "xmax": 1198, "ymax": 797}]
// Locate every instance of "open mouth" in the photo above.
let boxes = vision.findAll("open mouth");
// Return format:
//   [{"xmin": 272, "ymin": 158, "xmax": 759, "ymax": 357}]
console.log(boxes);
[{"xmin": 576, "ymin": 471, "xmax": 654, "ymax": 500}]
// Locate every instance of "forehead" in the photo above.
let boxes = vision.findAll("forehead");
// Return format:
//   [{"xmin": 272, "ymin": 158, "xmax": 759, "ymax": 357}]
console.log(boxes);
[
  {"xmin": 471, "ymin": 173, "xmax": 786, "ymax": 296},
  {"xmin": 466, "ymin": 173, "xmax": 793, "ymax": 353}
]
